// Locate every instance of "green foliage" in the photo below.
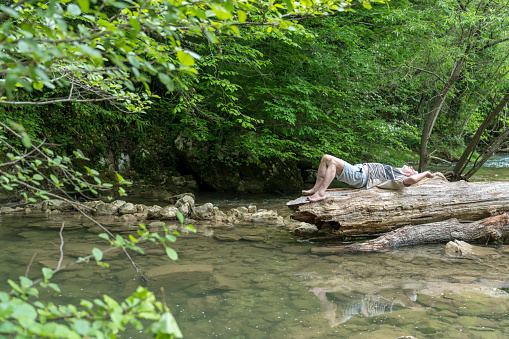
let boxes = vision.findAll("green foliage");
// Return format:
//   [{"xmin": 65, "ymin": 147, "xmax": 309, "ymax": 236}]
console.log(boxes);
[
  {"xmin": 0, "ymin": 0, "xmax": 385, "ymax": 112},
  {"xmin": 0, "ymin": 121, "xmax": 124, "ymax": 201},
  {"xmin": 0, "ymin": 216, "xmax": 193, "ymax": 338},
  {"xmin": 1, "ymin": 282, "xmax": 182, "ymax": 338},
  {"xmin": 0, "ymin": 122, "xmax": 198, "ymax": 337},
  {"xmin": 157, "ymin": 2, "xmax": 429, "ymax": 167}
]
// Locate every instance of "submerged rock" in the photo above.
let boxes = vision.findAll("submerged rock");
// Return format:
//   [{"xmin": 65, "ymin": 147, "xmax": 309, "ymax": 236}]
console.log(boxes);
[
  {"xmin": 146, "ymin": 264, "xmax": 214, "ymax": 287},
  {"xmin": 117, "ymin": 214, "xmax": 138, "ymax": 223},
  {"xmin": 445, "ymin": 240, "xmax": 500, "ymax": 258},
  {"xmin": 294, "ymin": 222, "xmax": 319, "ymax": 237},
  {"xmin": 445, "ymin": 240, "xmax": 473, "ymax": 257}
]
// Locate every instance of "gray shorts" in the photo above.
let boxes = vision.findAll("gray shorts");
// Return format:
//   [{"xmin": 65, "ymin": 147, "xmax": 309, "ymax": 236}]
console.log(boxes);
[{"xmin": 335, "ymin": 162, "xmax": 368, "ymax": 188}]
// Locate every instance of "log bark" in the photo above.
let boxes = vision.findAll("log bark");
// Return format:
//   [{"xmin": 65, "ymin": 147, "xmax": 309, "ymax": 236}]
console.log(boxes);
[
  {"xmin": 311, "ymin": 213, "xmax": 509, "ymax": 254},
  {"xmin": 287, "ymin": 176, "xmax": 509, "ymax": 236}
]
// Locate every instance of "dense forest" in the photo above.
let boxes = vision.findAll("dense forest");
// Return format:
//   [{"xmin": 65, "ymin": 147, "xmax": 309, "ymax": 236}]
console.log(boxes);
[
  {"xmin": 2, "ymin": 0, "xmax": 509, "ymax": 337},
  {"xmin": 3, "ymin": 0, "xmax": 509, "ymax": 194}
]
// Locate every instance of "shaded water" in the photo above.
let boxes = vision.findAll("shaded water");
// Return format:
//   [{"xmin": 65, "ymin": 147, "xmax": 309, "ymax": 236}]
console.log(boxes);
[{"xmin": 2, "ymin": 155, "xmax": 509, "ymax": 338}]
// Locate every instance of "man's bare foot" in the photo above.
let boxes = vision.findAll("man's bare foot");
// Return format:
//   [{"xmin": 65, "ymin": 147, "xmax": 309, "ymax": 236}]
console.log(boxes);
[
  {"xmin": 306, "ymin": 193, "xmax": 326, "ymax": 202},
  {"xmin": 302, "ymin": 189, "xmax": 317, "ymax": 196}
]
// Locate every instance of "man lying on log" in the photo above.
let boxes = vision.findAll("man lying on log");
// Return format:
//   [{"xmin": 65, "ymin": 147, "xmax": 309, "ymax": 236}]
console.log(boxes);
[{"xmin": 303, "ymin": 154, "xmax": 437, "ymax": 202}]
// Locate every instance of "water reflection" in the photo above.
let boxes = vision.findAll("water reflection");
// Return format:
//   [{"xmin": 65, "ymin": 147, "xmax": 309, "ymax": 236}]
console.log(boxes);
[{"xmin": 310, "ymin": 288, "xmax": 409, "ymax": 326}]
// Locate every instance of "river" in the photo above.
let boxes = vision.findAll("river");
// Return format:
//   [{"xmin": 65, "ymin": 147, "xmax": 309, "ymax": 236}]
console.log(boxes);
[{"xmin": 2, "ymin": 156, "xmax": 509, "ymax": 338}]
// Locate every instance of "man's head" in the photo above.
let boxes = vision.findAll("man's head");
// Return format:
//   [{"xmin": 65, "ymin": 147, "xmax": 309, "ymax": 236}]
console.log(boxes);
[{"xmin": 401, "ymin": 165, "xmax": 418, "ymax": 176}]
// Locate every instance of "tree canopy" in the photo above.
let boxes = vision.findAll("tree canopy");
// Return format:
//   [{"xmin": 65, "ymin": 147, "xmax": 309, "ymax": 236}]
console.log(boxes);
[{"xmin": 0, "ymin": 0, "xmax": 385, "ymax": 112}]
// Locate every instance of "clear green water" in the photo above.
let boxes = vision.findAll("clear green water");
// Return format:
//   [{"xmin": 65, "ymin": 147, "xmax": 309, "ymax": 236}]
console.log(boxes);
[{"xmin": 2, "ymin": 156, "xmax": 509, "ymax": 338}]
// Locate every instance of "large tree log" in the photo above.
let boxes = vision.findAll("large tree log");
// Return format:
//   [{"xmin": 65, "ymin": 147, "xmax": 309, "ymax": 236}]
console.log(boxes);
[
  {"xmin": 287, "ymin": 176, "xmax": 509, "ymax": 236},
  {"xmin": 311, "ymin": 213, "xmax": 509, "ymax": 254}
]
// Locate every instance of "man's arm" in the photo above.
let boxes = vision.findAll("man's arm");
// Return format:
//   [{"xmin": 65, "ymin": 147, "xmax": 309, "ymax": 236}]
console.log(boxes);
[{"xmin": 403, "ymin": 171, "xmax": 433, "ymax": 186}]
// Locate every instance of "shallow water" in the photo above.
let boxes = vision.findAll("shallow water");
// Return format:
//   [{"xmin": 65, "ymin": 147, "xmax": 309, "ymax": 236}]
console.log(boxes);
[{"xmin": 2, "ymin": 155, "xmax": 509, "ymax": 338}]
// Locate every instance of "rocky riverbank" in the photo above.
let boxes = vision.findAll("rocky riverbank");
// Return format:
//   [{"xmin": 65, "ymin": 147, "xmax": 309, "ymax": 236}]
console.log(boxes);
[{"xmin": 0, "ymin": 194, "xmax": 320, "ymax": 238}]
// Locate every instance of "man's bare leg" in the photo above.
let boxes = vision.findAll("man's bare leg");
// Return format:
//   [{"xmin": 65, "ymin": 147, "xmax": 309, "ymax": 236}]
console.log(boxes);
[
  {"xmin": 307, "ymin": 156, "xmax": 344, "ymax": 202},
  {"xmin": 302, "ymin": 155, "xmax": 344, "ymax": 196}
]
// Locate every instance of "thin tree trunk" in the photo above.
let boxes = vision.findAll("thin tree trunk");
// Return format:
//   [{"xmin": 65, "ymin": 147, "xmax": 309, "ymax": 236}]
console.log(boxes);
[
  {"xmin": 452, "ymin": 91, "xmax": 509, "ymax": 179},
  {"xmin": 419, "ymin": 57, "xmax": 466, "ymax": 172},
  {"xmin": 464, "ymin": 125, "xmax": 509, "ymax": 180}
]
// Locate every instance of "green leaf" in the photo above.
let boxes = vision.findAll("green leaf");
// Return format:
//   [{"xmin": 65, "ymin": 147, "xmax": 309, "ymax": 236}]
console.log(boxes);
[
  {"xmin": 212, "ymin": 7, "xmax": 233, "ymax": 20},
  {"xmin": 92, "ymin": 248, "xmax": 103, "ymax": 262},
  {"xmin": 50, "ymin": 174, "xmax": 59, "ymax": 184},
  {"xmin": 8, "ymin": 280, "xmax": 22, "ymax": 294},
  {"xmin": 130, "ymin": 18, "xmax": 141, "ymax": 32},
  {"xmin": 115, "ymin": 234, "xmax": 125, "ymax": 246},
  {"xmin": 0, "ymin": 321, "xmax": 16, "ymax": 334},
  {"xmin": 158, "ymin": 73, "xmax": 174, "ymax": 91},
  {"xmin": 362, "ymin": 1, "xmax": 372, "ymax": 9},
  {"xmin": 165, "ymin": 234, "xmax": 176, "ymax": 243},
  {"xmin": 165, "ymin": 247, "xmax": 178, "ymax": 261},
  {"xmin": 1, "ymin": 183, "xmax": 13, "ymax": 191},
  {"xmin": 71, "ymin": 319, "xmax": 91, "ymax": 335},
  {"xmin": 19, "ymin": 276, "xmax": 33, "ymax": 289},
  {"xmin": 204, "ymin": 30, "xmax": 217, "ymax": 43},
  {"xmin": 67, "ymin": 3, "xmax": 82, "ymax": 15},
  {"xmin": 33, "ymin": 81, "xmax": 44, "ymax": 90},
  {"xmin": 77, "ymin": 0, "xmax": 90, "ymax": 12},
  {"xmin": 21, "ymin": 134, "xmax": 32, "ymax": 148},
  {"xmin": 0, "ymin": 5, "xmax": 20, "ymax": 19},
  {"xmin": 42, "ymin": 267, "xmax": 53, "ymax": 282},
  {"xmin": 32, "ymin": 174, "xmax": 43, "ymax": 181},
  {"xmin": 176, "ymin": 210, "xmax": 184, "ymax": 224},
  {"xmin": 118, "ymin": 187, "xmax": 126, "ymax": 196},
  {"xmin": 238, "ymin": 10, "xmax": 247, "ymax": 23},
  {"xmin": 159, "ymin": 312, "xmax": 183, "ymax": 336},
  {"xmin": 11, "ymin": 303, "xmax": 37, "ymax": 328},
  {"xmin": 184, "ymin": 224, "xmax": 196, "ymax": 233},
  {"xmin": 284, "ymin": 0, "xmax": 294, "ymax": 12},
  {"xmin": 47, "ymin": 283, "xmax": 61, "ymax": 293},
  {"xmin": 115, "ymin": 172, "xmax": 124, "ymax": 182},
  {"xmin": 177, "ymin": 51, "xmax": 195, "ymax": 66}
]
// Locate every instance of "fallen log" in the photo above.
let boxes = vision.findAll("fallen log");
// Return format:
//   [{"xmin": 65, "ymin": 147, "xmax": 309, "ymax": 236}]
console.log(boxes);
[
  {"xmin": 287, "ymin": 176, "xmax": 509, "ymax": 236},
  {"xmin": 311, "ymin": 213, "xmax": 509, "ymax": 254}
]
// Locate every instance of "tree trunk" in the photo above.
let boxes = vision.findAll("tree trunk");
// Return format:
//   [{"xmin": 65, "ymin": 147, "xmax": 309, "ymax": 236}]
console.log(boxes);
[
  {"xmin": 310, "ymin": 213, "xmax": 509, "ymax": 254},
  {"xmin": 287, "ymin": 176, "xmax": 509, "ymax": 236},
  {"xmin": 419, "ymin": 57, "xmax": 466, "ymax": 172},
  {"xmin": 464, "ymin": 126, "xmax": 509, "ymax": 180},
  {"xmin": 452, "ymin": 91, "xmax": 509, "ymax": 180}
]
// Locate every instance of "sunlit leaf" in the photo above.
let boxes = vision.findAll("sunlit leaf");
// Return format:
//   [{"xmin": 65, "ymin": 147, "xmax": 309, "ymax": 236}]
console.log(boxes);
[
  {"xmin": 67, "ymin": 3, "xmax": 82, "ymax": 15},
  {"xmin": 177, "ymin": 51, "xmax": 195, "ymax": 66},
  {"xmin": 92, "ymin": 248, "xmax": 103, "ymax": 262},
  {"xmin": 77, "ymin": 0, "xmax": 90, "ymax": 12}
]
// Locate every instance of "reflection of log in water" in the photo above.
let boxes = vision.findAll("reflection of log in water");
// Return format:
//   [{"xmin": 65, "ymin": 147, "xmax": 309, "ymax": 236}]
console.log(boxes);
[{"xmin": 310, "ymin": 288, "xmax": 404, "ymax": 327}]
